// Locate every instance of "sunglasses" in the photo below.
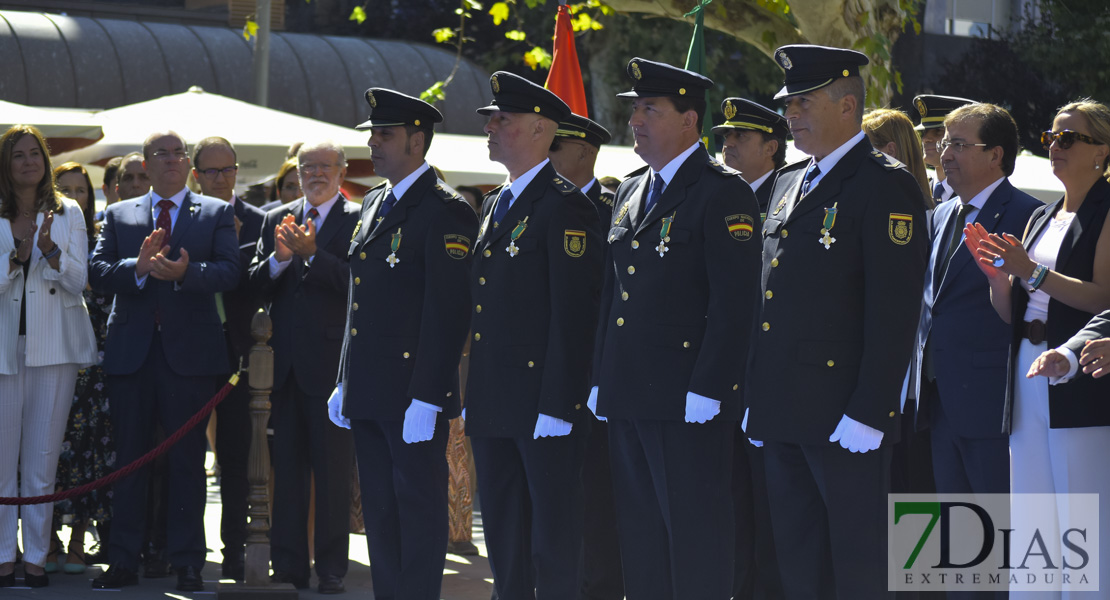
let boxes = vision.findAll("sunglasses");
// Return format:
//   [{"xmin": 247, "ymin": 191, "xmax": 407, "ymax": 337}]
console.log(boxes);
[{"xmin": 1041, "ymin": 129, "xmax": 1103, "ymax": 151}]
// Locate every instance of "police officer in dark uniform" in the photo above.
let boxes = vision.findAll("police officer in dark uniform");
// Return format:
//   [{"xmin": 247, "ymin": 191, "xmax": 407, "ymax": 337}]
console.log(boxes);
[
  {"xmin": 547, "ymin": 111, "xmax": 624, "ymax": 600},
  {"xmin": 590, "ymin": 58, "xmax": 763, "ymax": 599},
  {"xmin": 465, "ymin": 72, "xmax": 602, "ymax": 599},
  {"xmin": 328, "ymin": 88, "xmax": 478, "ymax": 600},
  {"xmin": 713, "ymin": 97, "xmax": 789, "ymax": 218},
  {"xmin": 914, "ymin": 94, "xmax": 974, "ymax": 203},
  {"xmin": 549, "ymin": 113, "xmax": 616, "ymax": 224},
  {"xmin": 743, "ymin": 45, "xmax": 928, "ymax": 599}
]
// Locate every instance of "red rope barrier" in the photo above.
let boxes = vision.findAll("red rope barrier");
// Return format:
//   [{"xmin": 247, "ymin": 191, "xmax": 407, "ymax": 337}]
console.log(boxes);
[{"xmin": 0, "ymin": 372, "xmax": 241, "ymax": 506}]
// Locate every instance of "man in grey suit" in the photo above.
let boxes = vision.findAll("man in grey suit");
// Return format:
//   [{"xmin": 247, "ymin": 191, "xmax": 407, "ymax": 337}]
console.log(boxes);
[{"xmin": 1028, "ymin": 310, "xmax": 1110, "ymax": 379}]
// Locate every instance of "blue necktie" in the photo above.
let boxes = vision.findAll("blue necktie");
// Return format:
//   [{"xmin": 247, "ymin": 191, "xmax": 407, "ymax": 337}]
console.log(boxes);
[
  {"xmin": 801, "ymin": 162, "xmax": 821, "ymax": 196},
  {"xmin": 644, "ymin": 174, "xmax": 664, "ymax": 215},
  {"xmin": 932, "ymin": 180, "xmax": 945, "ymax": 201},
  {"xmin": 491, "ymin": 188, "xmax": 513, "ymax": 228},
  {"xmin": 378, "ymin": 191, "xmax": 398, "ymax": 219}
]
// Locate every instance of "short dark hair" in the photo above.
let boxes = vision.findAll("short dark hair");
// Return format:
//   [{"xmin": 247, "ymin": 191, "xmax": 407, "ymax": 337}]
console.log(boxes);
[
  {"xmin": 193, "ymin": 136, "xmax": 237, "ymax": 167},
  {"xmin": 668, "ymin": 95, "xmax": 707, "ymax": 137},
  {"xmin": 103, "ymin": 156, "xmax": 123, "ymax": 188},
  {"xmin": 403, "ymin": 125, "xmax": 434, "ymax": 158},
  {"xmin": 760, "ymin": 131, "xmax": 787, "ymax": 170},
  {"xmin": 945, "ymin": 103, "xmax": 1020, "ymax": 176}
]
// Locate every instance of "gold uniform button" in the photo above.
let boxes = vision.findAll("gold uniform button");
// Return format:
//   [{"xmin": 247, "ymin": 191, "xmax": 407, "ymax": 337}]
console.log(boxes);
[
  {"xmin": 483, "ymin": 249, "xmax": 492, "ymax": 258},
  {"xmin": 475, "ymin": 305, "xmax": 482, "ymax": 313},
  {"xmin": 527, "ymin": 361, "xmax": 535, "ymax": 368},
  {"xmin": 827, "ymin": 360, "xmax": 835, "ymax": 367},
  {"xmin": 359, "ymin": 252, "xmax": 367, "ymax": 260},
  {"xmin": 354, "ymin": 277, "xmax": 361, "ymax": 285},
  {"xmin": 732, "ymin": 384, "xmax": 739, "ymax": 391},
  {"xmin": 627, "ymin": 266, "xmax": 635, "ymax": 275},
  {"xmin": 889, "ymin": 411, "xmax": 896, "ymax": 418},
  {"xmin": 352, "ymin": 302, "xmax": 359, "ymax": 311},
  {"xmin": 474, "ymin": 333, "xmax": 481, "ymax": 341},
  {"xmin": 631, "ymin": 240, "xmax": 639, "ymax": 249},
  {"xmin": 771, "ymin": 258, "xmax": 779, "ymax": 268},
  {"xmin": 761, "ymin": 322, "xmax": 770, "ymax": 331},
  {"xmin": 683, "ymin": 341, "xmax": 690, "ymax": 348},
  {"xmin": 447, "ymin": 392, "xmax": 453, "ymax": 397},
  {"xmin": 350, "ymin": 328, "xmax": 357, "ymax": 336},
  {"xmin": 575, "ymin": 403, "xmax": 581, "ymax": 410},
  {"xmin": 616, "ymin": 317, "xmax": 625, "ymax": 326},
  {"xmin": 403, "ymin": 352, "xmax": 410, "ymax": 359},
  {"xmin": 621, "ymin": 291, "xmax": 629, "ymax": 301},
  {"xmin": 781, "ymin": 229, "xmax": 789, "ymax": 238},
  {"xmin": 765, "ymin": 290, "xmax": 773, "ymax": 299},
  {"xmin": 478, "ymin": 277, "xmax": 486, "ymax": 285}
]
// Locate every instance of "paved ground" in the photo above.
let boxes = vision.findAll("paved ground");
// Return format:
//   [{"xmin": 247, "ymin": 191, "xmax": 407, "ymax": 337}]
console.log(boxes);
[{"xmin": 3, "ymin": 454, "xmax": 495, "ymax": 599}]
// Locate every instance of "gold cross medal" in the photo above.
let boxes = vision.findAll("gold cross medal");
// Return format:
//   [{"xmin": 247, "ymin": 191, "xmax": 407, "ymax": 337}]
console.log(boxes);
[
  {"xmin": 656, "ymin": 213, "xmax": 675, "ymax": 257},
  {"xmin": 506, "ymin": 216, "xmax": 528, "ymax": 257},
  {"xmin": 387, "ymin": 228, "xmax": 402, "ymax": 268},
  {"xmin": 819, "ymin": 202, "xmax": 838, "ymax": 249}
]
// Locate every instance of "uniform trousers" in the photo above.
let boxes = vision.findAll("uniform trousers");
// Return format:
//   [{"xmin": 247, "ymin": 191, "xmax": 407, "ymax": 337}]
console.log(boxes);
[
  {"xmin": 0, "ymin": 336, "xmax": 78, "ymax": 565},
  {"xmin": 1010, "ymin": 339, "xmax": 1110, "ymax": 600},
  {"xmin": 352, "ymin": 416, "xmax": 448, "ymax": 600},
  {"xmin": 106, "ymin": 332, "xmax": 214, "ymax": 570},
  {"xmin": 270, "ymin": 372, "xmax": 353, "ymax": 581},
  {"xmin": 471, "ymin": 433, "xmax": 585, "ymax": 600},
  {"xmin": 732, "ymin": 424, "xmax": 784, "ymax": 600},
  {"xmin": 608, "ymin": 418, "xmax": 735, "ymax": 600},
  {"xmin": 580, "ymin": 417, "xmax": 623, "ymax": 600},
  {"xmin": 763, "ymin": 439, "xmax": 892, "ymax": 600}
]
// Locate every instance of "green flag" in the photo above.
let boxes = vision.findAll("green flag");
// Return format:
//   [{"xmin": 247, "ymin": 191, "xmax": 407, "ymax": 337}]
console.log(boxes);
[{"xmin": 684, "ymin": 0, "xmax": 713, "ymax": 150}]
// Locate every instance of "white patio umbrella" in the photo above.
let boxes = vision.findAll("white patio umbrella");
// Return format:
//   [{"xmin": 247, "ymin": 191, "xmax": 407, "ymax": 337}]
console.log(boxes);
[{"xmin": 0, "ymin": 100, "xmax": 102, "ymax": 154}]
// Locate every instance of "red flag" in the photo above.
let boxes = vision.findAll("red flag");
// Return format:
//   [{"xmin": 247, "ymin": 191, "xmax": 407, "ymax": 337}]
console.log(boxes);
[{"xmin": 544, "ymin": 4, "xmax": 588, "ymax": 117}]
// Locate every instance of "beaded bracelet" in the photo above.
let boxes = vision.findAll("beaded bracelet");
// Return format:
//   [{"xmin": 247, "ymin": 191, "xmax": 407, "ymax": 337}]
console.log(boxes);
[{"xmin": 1028, "ymin": 263, "xmax": 1049, "ymax": 291}]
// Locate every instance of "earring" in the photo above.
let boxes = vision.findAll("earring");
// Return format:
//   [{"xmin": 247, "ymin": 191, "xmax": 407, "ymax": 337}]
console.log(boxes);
[{"xmin": 1097, "ymin": 163, "xmax": 1103, "ymax": 170}]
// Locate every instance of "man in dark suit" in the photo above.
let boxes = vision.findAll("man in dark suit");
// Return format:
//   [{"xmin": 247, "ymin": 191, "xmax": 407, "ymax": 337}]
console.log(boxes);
[
  {"xmin": 590, "ymin": 58, "xmax": 763, "ymax": 599},
  {"xmin": 914, "ymin": 95, "xmax": 975, "ymax": 203},
  {"xmin": 714, "ymin": 96, "xmax": 789, "ymax": 219},
  {"xmin": 743, "ymin": 45, "xmax": 928, "ymax": 599},
  {"xmin": 547, "ymin": 112, "xmax": 623, "ymax": 600},
  {"xmin": 247, "ymin": 140, "xmax": 359, "ymax": 595},
  {"xmin": 1030, "ymin": 309, "xmax": 1110, "ymax": 379},
  {"xmin": 327, "ymin": 88, "xmax": 477, "ymax": 600},
  {"xmin": 89, "ymin": 131, "xmax": 240, "ymax": 592},
  {"xmin": 465, "ymin": 71, "xmax": 602, "ymax": 599},
  {"xmin": 189, "ymin": 136, "xmax": 265, "ymax": 581},
  {"xmin": 915, "ymin": 104, "xmax": 1041, "ymax": 505}
]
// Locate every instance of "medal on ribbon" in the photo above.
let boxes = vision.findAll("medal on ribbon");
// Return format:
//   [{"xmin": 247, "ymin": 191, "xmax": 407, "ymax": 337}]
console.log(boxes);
[
  {"xmin": 773, "ymin": 197, "xmax": 786, "ymax": 216},
  {"xmin": 387, "ymin": 228, "xmax": 402, "ymax": 267},
  {"xmin": 656, "ymin": 212, "xmax": 675, "ymax": 257},
  {"xmin": 819, "ymin": 202, "xmax": 838, "ymax": 249},
  {"xmin": 506, "ymin": 216, "xmax": 528, "ymax": 257}
]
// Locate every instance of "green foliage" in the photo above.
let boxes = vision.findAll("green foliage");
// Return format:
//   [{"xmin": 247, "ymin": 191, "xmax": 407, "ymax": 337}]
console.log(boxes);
[
  {"xmin": 504, "ymin": 29, "xmax": 527, "ymax": 40},
  {"xmin": 421, "ymin": 80, "xmax": 448, "ymax": 102},
  {"xmin": 433, "ymin": 27, "xmax": 456, "ymax": 43},
  {"xmin": 523, "ymin": 46, "xmax": 552, "ymax": 69},
  {"xmin": 242, "ymin": 18, "xmax": 258, "ymax": 41},
  {"xmin": 488, "ymin": 2, "xmax": 510, "ymax": 25},
  {"xmin": 349, "ymin": 5, "xmax": 367, "ymax": 24}
]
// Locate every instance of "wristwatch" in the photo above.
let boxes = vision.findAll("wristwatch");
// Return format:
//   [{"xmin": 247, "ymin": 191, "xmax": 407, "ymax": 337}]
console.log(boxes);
[{"xmin": 9, "ymin": 249, "xmax": 26, "ymax": 266}]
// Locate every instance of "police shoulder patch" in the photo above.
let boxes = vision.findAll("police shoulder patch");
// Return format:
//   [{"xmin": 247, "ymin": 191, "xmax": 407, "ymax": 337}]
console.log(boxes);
[
  {"xmin": 869, "ymin": 150, "xmax": 904, "ymax": 170},
  {"xmin": 888, "ymin": 213, "xmax": 913, "ymax": 245},
  {"xmin": 564, "ymin": 229, "xmax": 587, "ymax": 257},
  {"xmin": 552, "ymin": 177, "xmax": 578, "ymax": 196},
  {"xmin": 599, "ymin": 191, "xmax": 615, "ymax": 207},
  {"xmin": 725, "ymin": 213, "xmax": 755, "ymax": 241},
  {"xmin": 707, "ymin": 158, "xmax": 741, "ymax": 177},
  {"xmin": 444, "ymin": 234, "xmax": 471, "ymax": 259},
  {"xmin": 433, "ymin": 182, "xmax": 460, "ymax": 203}
]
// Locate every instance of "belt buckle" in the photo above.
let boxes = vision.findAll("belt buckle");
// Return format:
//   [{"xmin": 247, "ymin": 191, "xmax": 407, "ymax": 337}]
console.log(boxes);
[{"xmin": 1027, "ymin": 319, "xmax": 1046, "ymax": 345}]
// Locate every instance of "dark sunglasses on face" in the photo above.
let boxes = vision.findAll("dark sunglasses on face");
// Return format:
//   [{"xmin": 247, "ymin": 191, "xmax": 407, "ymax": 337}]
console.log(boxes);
[{"xmin": 1041, "ymin": 129, "xmax": 1103, "ymax": 151}]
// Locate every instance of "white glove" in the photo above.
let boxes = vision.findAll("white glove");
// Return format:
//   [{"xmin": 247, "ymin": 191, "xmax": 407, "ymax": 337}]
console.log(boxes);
[
  {"xmin": 587, "ymin": 386, "xmax": 605, "ymax": 422},
  {"xmin": 533, "ymin": 413, "xmax": 573, "ymax": 439},
  {"xmin": 684, "ymin": 391, "xmax": 721, "ymax": 424},
  {"xmin": 742, "ymin": 408, "xmax": 762, "ymax": 447},
  {"xmin": 402, "ymin": 399, "xmax": 441, "ymax": 444},
  {"xmin": 828, "ymin": 414, "xmax": 883, "ymax": 453},
  {"xmin": 327, "ymin": 385, "xmax": 350, "ymax": 429}
]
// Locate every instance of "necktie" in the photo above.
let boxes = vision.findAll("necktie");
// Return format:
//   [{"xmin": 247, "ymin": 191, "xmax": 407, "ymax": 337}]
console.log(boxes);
[
  {"xmin": 801, "ymin": 162, "xmax": 821, "ymax": 196},
  {"xmin": 644, "ymin": 174, "xmax": 664, "ymax": 216},
  {"xmin": 932, "ymin": 180, "xmax": 945, "ymax": 201},
  {"xmin": 491, "ymin": 188, "xmax": 513, "ymax": 228},
  {"xmin": 155, "ymin": 199, "xmax": 174, "ymax": 234},
  {"xmin": 305, "ymin": 206, "xmax": 320, "ymax": 225},
  {"xmin": 378, "ymin": 191, "xmax": 398, "ymax": 219},
  {"xmin": 941, "ymin": 202, "xmax": 975, "ymax": 274}
]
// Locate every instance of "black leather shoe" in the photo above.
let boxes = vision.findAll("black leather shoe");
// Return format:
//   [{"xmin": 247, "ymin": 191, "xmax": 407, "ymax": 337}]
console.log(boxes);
[
  {"xmin": 91, "ymin": 565, "xmax": 138, "ymax": 589},
  {"xmin": 175, "ymin": 566, "xmax": 204, "ymax": 592},
  {"xmin": 317, "ymin": 574, "xmax": 345, "ymax": 594},
  {"xmin": 270, "ymin": 571, "xmax": 309, "ymax": 589},
  {"xmin": 221, "ymin": 556, "xmax": 244, "ymax": 581},
  {"xmin": 24, "ymin": 571, "xmax": 49, "ymax": 588},
  {"xmin": 0, "ymin": 571, "xmax": 15, "ymax": 587}
]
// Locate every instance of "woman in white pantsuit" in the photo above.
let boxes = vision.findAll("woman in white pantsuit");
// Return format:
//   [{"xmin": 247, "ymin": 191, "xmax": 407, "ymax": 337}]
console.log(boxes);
[
  {"xmin": 0, "ymin": 125, "xmax": 97, "ymax": 588},
  {"xmin": 968, "ymin": 100, "xmax": 1110, "ymax": 599}
]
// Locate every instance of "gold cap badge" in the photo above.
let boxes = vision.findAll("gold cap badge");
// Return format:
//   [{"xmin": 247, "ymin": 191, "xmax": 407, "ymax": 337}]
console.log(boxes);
[
  {"xmin": 367, "ymin": 90, "xmax": 376, "ymax": 108},
  {"xmin": 915, "ymin": 98, "xmax": 927, "ymax": 117},
  {"xmin": 631, "ymin": 62, "xmax": 642, "ymax": 80},
  {"xmin": 724, "ymin": 101, "xmax": 737, "ymax": 120},
  {"xmin": 491, "ymin": 74, "xmax": 500, "ymax": 93},
  {"xmin": 777, "ymin": 50, "xmax": 793, "ymax": 70}
]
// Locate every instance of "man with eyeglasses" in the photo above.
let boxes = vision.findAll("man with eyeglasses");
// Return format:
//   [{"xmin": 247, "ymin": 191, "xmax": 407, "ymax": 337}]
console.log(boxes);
[
  {"xmin": 189, "ymin": 136, "xmax": 264, "ymax": 582},
  {"xmin": 247, "ymin": 140, "xmax": 360, "ymax": 594},
  {"xmin": 913, "ymin": 103, "xmax": 1040, "ymax": 506},
  {"xmin": 913, "ymin": 94, "xmax": 974, "ymax": 203},
  {"xmin": 90, "ymin": 131, "xmax": 240, "ymax": 592}
]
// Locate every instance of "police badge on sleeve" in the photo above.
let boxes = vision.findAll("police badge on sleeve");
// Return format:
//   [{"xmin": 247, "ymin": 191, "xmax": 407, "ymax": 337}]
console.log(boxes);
[
  {"xmin": 888, "ymin": 213, "xmax": 913, "ymax": 245},
  {"xmin": 564, "ymin": 229, "xmax": 586, "ymax": 258}
]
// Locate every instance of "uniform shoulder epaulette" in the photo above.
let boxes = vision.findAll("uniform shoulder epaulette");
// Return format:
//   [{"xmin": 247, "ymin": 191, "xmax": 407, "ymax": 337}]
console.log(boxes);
[
  {"xmin": 432, "ymin": 181, "xmax": 462, "ymax": 203},
  {"xmin": 706, "ymin": 156, "xmax": 741, "ymax": 177},
  {"xmin": 599, "ymin": 190, "xmax": 615, "ymax": 207},
  {"xmin": 484, "ymin": 184, "xmax": 504, "ymax": 201},
  {"xmin": 780, "ymin": 157, "xmax": 810, "ymax": 174},
  {"xmin": 363, "ymin": 181, "xmax": 388, "ymax": 200},
  {"xmin": 869, "ymin": 149, "xmax": 904, "ymax": 170},
  {"xmin": 551, "ymin": 176, "xmax": 578, "ymax": 196},
  {"xmin": 625, "ymin": 165, "xmax": 650, "ymax": 179}
]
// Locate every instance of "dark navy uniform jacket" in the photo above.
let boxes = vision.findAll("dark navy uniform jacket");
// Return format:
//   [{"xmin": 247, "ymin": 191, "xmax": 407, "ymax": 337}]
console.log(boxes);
[
  {"xmin": 337, "ymin": 169, "xmax": 478, "ymax": 421},
  {"xmin": 465, "ymin": 162, "xmax": 603, "ymax": 438},
  {"xmin": 746, "ymin": 137, "xmax": 928, "ymax": 444},
  {"xmin": 593, "ymin": 145, "xmax": 763, "ymax": 421}
]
